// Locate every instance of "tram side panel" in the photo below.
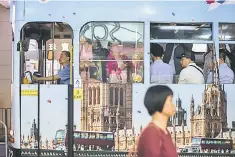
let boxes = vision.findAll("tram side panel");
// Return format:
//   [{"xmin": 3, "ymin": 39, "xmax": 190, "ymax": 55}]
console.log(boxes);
[
  {"xmin": 39, "ymin": 85, "xmax": 68, "ymax": 150},
  {"xmin": 19, "ymin": 85, "xmax": 69, "ymax": 151},
  {"xmin": 20, "ymin": 85, "xmax": 39, "ymax": 150}
]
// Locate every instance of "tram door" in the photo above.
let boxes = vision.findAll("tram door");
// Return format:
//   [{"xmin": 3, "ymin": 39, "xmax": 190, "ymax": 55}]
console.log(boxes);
[{"xmin": 19, "ymin": 22, "xmax": 74, "ymax": 156}]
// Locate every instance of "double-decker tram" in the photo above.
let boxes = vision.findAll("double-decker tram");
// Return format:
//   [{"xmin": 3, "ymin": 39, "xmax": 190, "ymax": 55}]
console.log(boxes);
[
  {"xmin": 191, "ymin": 137, "xmax": 233, "ymax": 153},
  {"xmin": 53, "ymin": 129, "xmax": 114, "ymax": 151},
  {"xmin": 8, "ymin": 1, "xmax": 235, "ymax": 157}
]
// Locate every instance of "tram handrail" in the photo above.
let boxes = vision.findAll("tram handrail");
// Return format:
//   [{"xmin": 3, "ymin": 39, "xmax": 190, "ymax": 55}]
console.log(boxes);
[{"xmin": 0, "ymin": 121, "xmax": 7, "ymax": 157}]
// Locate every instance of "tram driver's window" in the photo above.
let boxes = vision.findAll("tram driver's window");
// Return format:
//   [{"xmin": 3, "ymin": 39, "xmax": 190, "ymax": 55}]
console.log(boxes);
[
  {"xmin": 20, "ymin": 22, "xmax": 73, "ymax": 85},
  {"xmin": 79, "ymin": 22, "xmax": 144, "ymax": 84},
  {"xmin": 218, "ymin": 23, "xmax": 235, "ymax": 84},
  {"xmin": 150, "ymin": 23, "xmax": 215, "ymax": 84}
]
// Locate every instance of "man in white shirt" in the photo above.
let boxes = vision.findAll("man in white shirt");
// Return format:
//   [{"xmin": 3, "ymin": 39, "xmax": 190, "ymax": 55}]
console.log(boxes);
[
  {"xmin": 177, "ymin": 51, "xmax": 205, "ymax": 84},
  {"xmin": 150, "ymin": 43, "xmax": 174, "ymax": 84},
  {"xmin": 219, "ymin": 50, "xmax": 234, "ymax": 84}
]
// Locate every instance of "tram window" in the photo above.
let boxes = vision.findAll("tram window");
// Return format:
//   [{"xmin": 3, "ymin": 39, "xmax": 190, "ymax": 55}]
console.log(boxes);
[
  {"xmin": 219, "ymin": 23, "xmax": 235, "ymax": 41},
  {"xmin": 74, "ymin": 132, "xmax": 81, "ymax": 138},
  {"xmin": 81, "ymin": 132, "xmax": 88, "ymax": 139},
  {"xmin": 20, "ymin": 22, "xmax": 73, "ymax": 85},
  {"xmin": 218, "ymin": 43, "xmax": 235, "ymax": 84},
  {"xmin": 99, "ymin": 133, "xmax": 107, "ymax": 140},
  {"xmin": 107, "ymin": 134, "xmax": 114, "ymax": 140},
  {"xmin": 79, "ymin": 22, "xmax": 144, "ymax": 84},
  {"xmin": 150, "ymin": 43, "xmax": 217, "ymax": 84},
  {"xmin": 88, "ymin": 133, "xmax": 96, "ymax": 139},
  {"xmin": 150, "ymin": 23, "xmax": 212, "ymax": 40},
  {"xmin": 96, "ymin": 133, "xmax": 100, "ymax": 139}
]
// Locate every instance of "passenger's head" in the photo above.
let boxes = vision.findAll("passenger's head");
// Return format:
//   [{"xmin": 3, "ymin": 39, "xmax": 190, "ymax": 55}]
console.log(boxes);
[
  {"xmin": 150, "ymin": 43, "xmax": 164, "ymax": 60},
  {"xmin": 177, "ymin": 51, "xmax": 195, "ymax": 68},
  {"xmin": 219, "ymin": 50, "xmax": 226, "ymax": 65},
  {"xmin": 144, "ymin": 85, "xmax": 175, "ymax": 118},
  {"xmin": 59, "ymin": 51, "xmax": 70, "ymax": 65},
  {"xmin": 110, "ymin": 41, "xmax": 122, "ymax": 56}
]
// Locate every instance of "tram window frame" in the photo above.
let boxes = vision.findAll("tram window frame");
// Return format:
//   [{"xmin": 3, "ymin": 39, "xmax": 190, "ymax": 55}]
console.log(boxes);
[
  {"xmin": 149, "ymin": 22, "xmax": 216, "ymax": 84},
  {"xmin": 149, "ymin": 42, "xmax": 216, "ymax": 84},
  {"xmin": 79, "ymin": 21, "xmax": 145, "ymax": 84},
  {"xmin": 20, "ymin": 22, "xmax": 74, "ymax": 85}
]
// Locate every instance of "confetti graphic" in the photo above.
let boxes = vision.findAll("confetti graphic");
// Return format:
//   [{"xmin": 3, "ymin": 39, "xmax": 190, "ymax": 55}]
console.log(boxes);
[{"xmin": 207, "ymin": 0, "xmax": 235, "ymax": 11}]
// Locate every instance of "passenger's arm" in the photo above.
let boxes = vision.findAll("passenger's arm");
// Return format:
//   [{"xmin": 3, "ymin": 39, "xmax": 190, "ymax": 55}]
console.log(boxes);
[
  {"xmin": 178, "ymin": 69, "xmax": 188, "ymax": 84},
  {"xmin": 33, "ymin": 75, "xmax": 60, "ymax": 81}
]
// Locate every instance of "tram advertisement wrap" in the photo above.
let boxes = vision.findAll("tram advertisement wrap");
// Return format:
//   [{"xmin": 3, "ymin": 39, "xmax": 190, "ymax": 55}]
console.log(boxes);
[{"xmin": 18, "ymin": 21, "xmax": 235, "ymax": 154}]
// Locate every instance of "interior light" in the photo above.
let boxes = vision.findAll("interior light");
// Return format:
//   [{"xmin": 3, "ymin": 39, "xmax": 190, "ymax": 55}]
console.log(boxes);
[
  {"xmin": 195, "ymin": 34, "xmax": 211, "ymax": 39},
  {"xmin": 158, "ymin": 26, "xmax": 198, "ymax": 31},
  {"xmin": 200, "ymin": 24, "xmax": 206, "ymax": 27},
  {"xmin": 225, "ymin": 35, "xmax": 233, "ymax": 39}
]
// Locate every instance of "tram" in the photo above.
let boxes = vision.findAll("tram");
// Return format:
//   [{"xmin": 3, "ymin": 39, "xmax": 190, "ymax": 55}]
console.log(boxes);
[
  {"xmin": 8, "ymin": 0, "xmax": 235, "ymax": 157},
  {"xmin": 191, "ymin": 137, "xmax": 233, "ymax": 153}
]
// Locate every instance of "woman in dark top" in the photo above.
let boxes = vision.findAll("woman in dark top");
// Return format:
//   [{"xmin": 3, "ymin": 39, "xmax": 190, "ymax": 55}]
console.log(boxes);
[{"xmin": 137, "ymin": 85, "xmax": 178, "ymax": 157}]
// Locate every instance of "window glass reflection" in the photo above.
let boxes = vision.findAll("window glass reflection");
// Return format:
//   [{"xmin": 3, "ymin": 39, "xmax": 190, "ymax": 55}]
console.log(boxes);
[
  {"xmin": 150, "ymin": 43, "xmax": 217, "ymax": 84},
  {"xmin": 79, "ymin": 22, "xmax": 144, "ymax": 83},
  {"xmin": 219, "ymin": 23, "xmax": 235, "ymax": 41}
]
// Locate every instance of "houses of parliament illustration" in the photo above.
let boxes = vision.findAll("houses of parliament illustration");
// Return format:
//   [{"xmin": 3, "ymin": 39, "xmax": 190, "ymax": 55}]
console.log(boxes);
[
  {"xmin": 80, "ymin": 81, "xmax": 235, "ymax": 150},
  {"xmin": 80, "ymin": 71, "xmax": 133, "ymax": 132}
]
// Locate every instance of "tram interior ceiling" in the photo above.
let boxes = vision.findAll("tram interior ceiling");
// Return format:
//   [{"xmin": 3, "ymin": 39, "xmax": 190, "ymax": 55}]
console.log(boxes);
[
  {"xmin": 18, "ymin": 22, "xmax": 73, "ymax": 84},
  {"xmin": 150, "ymin": 23, "xmax": 213, "ymax": 40},
  {"xmin": 79, "ymin": 21, "xmax": 144, "ymax": 84}
]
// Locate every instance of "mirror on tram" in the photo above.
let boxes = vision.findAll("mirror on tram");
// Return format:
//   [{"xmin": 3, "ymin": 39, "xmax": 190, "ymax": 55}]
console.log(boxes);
[
  {"xmin": 19, "ymin": 22, "xmax": 73, "ymax": 85},
  {"xmin": 149, "ymin": 23, "xmax": 217, "ymax": 84},
  {"xmin": 219, "ymin": 23, "xmax": 235, "ymax": 84},
  {"xmin": 17, "ymin": 41, "xmax": 20, "ymax": 51}
]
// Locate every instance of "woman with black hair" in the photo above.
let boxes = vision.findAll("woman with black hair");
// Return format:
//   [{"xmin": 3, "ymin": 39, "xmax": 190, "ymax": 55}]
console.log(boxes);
[{"xmin": 137, "ymin": 85, "xmax": 178, "ymax": 157}]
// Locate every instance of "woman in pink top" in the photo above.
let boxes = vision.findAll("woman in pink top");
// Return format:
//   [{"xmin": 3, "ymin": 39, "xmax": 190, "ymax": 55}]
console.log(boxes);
[
  {"xmin": 137, "ymin": 85, "xmax": 178, "ymax": 157},
  {"xmin": 106, "ymin": 44, "xmax": 129, "ymax": 83}
]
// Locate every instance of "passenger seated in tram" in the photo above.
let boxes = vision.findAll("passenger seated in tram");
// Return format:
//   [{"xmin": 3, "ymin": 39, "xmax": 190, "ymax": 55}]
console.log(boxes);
[
  {"xmin": 218, "ymin": 50, "xmax": 234, "ymax": 84},
  {"xmin": 33, "ymin": 51, "xmax": 70, "ymax": 84},
  {"xmin": 150, "ymin": 43, "xmax": 173, "ymax": 84},
  {"xmin": 177, "ymin": 51, "xmax": 205, "ymax": 84}
]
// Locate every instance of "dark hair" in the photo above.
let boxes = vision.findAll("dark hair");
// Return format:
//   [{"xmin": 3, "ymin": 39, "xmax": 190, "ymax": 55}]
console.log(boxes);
[
  {"xmin": 144, "ymin": 85, "xmax": 173, "ymax": 116},
  {"xmin": 150, "ymin": 43, "xmax": 164, "ymax": 57},
  {"xmin": 62, "ymin": 51, "xmax": 70, "ymax": 61},
  {"xmin": 219, "ymin": 50, "xmax": 226, "ymax": 62}
]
